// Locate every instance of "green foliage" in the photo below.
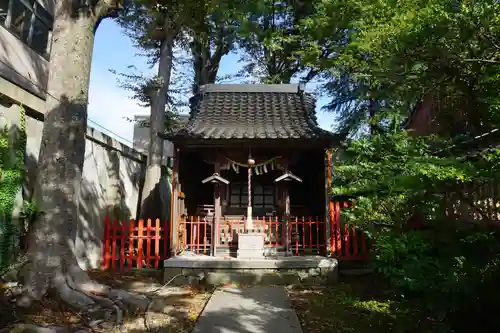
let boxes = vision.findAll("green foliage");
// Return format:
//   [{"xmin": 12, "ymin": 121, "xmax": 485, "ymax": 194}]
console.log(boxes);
[
  {"xmin": 334, "ymin": 129, "xmax": 500, "ymax": 331},
  {"xmin": 236, "ymin": 0, "xmax": 316, "ymax": 83},
  {"xmin": 332, "ymin": 130, "xmax": 486, "ymax": 228},
  {"xmin": 20, "ymin": 201, "xmax": 43, "ymax": 227},
  {"xmin": 279, "ymin": 0, "xmax": 500, "ymax": 136},
  {"xmin": 0, "ymin": 105, "xmax": 27, "ymax": 271}
]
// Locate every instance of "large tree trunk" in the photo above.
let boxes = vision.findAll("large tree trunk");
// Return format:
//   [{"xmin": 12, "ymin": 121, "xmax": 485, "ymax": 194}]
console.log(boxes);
[
  {"xmin": 140, "ymin": 33, "xmax": 174, "ymax": 219},
  {"xmin": 191, "ymin": 35, "xmax": 229, "ymax": 95},
  {"xmin": 18, "ymin": 0, "xmax": 148, "ymax": 314}
]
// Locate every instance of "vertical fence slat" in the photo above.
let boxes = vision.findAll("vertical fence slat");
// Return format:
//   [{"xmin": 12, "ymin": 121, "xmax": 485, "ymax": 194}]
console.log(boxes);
[
  {"xmin": 308, "ymin": 216, "xmax": 312, "ymax": 251},
  {"xmin": 295, "ymin": 218, "xmax": 299, "ymax": 256},
  {"xmin": 146, "ymin": 219, "xmax": 152, "ymax": 268},
  {"xmin": 111, "ymin": 219, "xmax": 118, "ymax": 269},
  {"xmin": 120, "ymin": 220, "xmax": 126, "ymax": 270},
  {"xmin": 101, "ymin": 216, "xmax": 110, "ymax": 270},
  {"xmin": 275, "ymin": 216, "xmax": 279, "ymax": 246},
  {"xmin": 190, "ymin": 216, "xmax": 194, "ymax": 250},
  {"xmin": 316, "ymin": 217, "xmax": 320, "ymax": 255},
  {"xmin": 129, "ymin": 219, "xmax": 135, "ymax": 269},
  {"xmin": 335, "ymin": 202, "xmax": 341, "ymax": 255},
  {"xmin": 196, "ymin": 217, "xmax": 200, "ymax": 254},
  {"xmin": 343, "ymin": 222, "xmax": 350, "ymax": 259},
  {"xmin": 137, "ymin": 219, "xmax": 144, "ymax": 269},
  {"xmin": 155, "ymin": 219, "xmax": 160, "ymax": 269}
]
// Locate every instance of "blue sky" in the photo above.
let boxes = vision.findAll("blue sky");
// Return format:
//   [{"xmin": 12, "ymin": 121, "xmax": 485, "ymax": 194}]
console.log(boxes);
[{"xmin": 88, "ymin": 19, "xmax": 335, "ymax": 146}]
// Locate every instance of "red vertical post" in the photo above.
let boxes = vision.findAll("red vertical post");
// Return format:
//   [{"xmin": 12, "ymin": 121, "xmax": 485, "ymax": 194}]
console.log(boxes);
[
  {"xmin": 295, "ymin": 217, "xmax": 299, "ymax": 256},
  {"xmin": 196, "ymin": 217, "xmax": 201, "ymax": 254},
  {"xmin": 335, "ymin": 202, "xmax": 341, "ymax": 255},
  {"xmin": 101, "ymin": 216, "xmax": 110, "ymax": 270},
  {"xmin": 170, "ymin": 152, "xmax": 176, "ymax": 256},
  {"xmin": 329, "ymin": 201, "xmax": 334, "ymax": 254},
  {"xmin": 316, "ymin": 217, "xmax": 320, "ymax": 254},
  {"xmin": 326, "ymin": 149, "xmax": 332, "ymax": 255},
  {"xmin": 308, "ymin": 216, "xmax": 313, "ymax": 251},
  {"xmin": 190, "ymin": 216, "xmax": 194, "ymax": 250},
  {"xmin": 155, "ymin": 219, "xmax": 161, "ymax": 268},
  {"xmin": 137, "ymin": 219, "xmax": 144, "ymax": 269},
  {"xmin": 344, "ymin": 222, "xmax": 350, "ymax": 259},
  {"xmin": 128, "ymin": 219, "xmax": 135, "ymax": 270},
  {"xmin": 202, "ymin": 219, "xmax": 205, "ymax": 255},
  {"xmin": 281, "ymin": 216, "xmax": 285, "ymax": 246},
  {"xmin": 120, "ymin": 220, "xmax": 126, "ymax": 271},
  {"xmin": 111, "ymin": 219, "xmax": 118, "ymax": 270},
  {"xmin": 146, "ymin": 219, "xmax": 152, "ymax": 268},
  {"xmin": 274, "ymin": 216, "xmax": 279, "ymax": 247},
  {"xmin": 301, "ymin": 216, "xmax": 305, "ymax": 252}
]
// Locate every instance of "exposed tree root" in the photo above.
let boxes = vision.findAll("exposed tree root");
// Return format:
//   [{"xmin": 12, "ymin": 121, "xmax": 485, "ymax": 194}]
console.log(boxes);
[{"xmin": 14, "ymin": 262, "xmax": 151, "ymax": 332}]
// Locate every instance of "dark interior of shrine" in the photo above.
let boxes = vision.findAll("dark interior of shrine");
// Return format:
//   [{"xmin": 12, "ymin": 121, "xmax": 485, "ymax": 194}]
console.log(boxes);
[{"xmin": 177, "ymin": 147, "xmax": 326, "ymax": 220}]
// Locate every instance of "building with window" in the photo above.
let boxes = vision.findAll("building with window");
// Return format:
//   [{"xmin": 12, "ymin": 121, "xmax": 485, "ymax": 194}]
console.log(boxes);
[
  {"xmin": 1, "ymin": 0, "xmax": 53, "ymax": 104},
  {"xmin": 0, "ymin": 0, "xmax": 54, "ymax": 197}
]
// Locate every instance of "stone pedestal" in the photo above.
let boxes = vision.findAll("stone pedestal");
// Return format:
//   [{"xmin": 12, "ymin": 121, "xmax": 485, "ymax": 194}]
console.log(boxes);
[{"xmin": 237, "ymin": 233, "xmax": 265, "ymax": 259}]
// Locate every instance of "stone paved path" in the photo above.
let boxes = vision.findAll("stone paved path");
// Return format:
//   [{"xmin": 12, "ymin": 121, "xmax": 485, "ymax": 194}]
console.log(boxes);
[{"xmin": 192, "ymin": 286, "xmax": 303, "ymax": 333}]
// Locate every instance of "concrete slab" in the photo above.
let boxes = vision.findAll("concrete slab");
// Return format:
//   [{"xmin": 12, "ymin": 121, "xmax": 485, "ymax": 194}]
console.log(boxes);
[
  {"xmin": 163, "ymin": 255, "xmax": 339, "ymax": 286},
  {"xmin": 164, "ymin": 255, "xmax": 337, "ymax": 269},
  {"xmin": 192, "ymin": 286, "xmax": 303, "ymax": 333}
]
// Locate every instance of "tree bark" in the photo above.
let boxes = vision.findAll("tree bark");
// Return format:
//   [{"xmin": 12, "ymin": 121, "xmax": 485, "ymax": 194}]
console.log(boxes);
[
  {"xmin": 18, "ymin": 0, "xmax": 148, "ymax": 314},
  {"xmin": 191, "ymin": 35, "xmax": 229, "ymax": 95},
  {"xmin": 140, "ymin": 30, "xmax": 174, "ymax": 219}
]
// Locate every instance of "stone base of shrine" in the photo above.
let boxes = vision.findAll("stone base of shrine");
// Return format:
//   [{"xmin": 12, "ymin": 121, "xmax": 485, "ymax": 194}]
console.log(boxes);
[{"xmin": 163, "ymin": 255, "xmax": 338, "ymax": 286}]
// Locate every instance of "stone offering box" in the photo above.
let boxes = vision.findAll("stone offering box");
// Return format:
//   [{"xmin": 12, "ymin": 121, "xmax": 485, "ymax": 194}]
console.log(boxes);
[{"xmin": 237, "ymin": 233, "xmax": 265, "ymax": 259}]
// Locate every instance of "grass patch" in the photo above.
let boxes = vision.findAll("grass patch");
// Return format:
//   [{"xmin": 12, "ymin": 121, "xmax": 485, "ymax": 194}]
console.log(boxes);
[{"xmin": 287, "ymin": 275, "xmax": 437, "ymax": 333}]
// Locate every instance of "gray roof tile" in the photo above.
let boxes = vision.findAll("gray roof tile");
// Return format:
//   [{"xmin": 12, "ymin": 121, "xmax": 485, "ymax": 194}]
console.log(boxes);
[{"xmin": 161, "ymin": 84, "xmax": 335, "ymax": 141}]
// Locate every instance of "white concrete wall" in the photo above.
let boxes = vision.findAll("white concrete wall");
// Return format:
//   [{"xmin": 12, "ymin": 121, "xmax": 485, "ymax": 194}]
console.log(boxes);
[{"xmin": 0, "ymin": 102, "xmax": 146, "ymax": 270}]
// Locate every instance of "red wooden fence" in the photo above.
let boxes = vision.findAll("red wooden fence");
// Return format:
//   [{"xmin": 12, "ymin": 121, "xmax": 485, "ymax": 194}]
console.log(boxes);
[
  {"xmin": 102, "ymin": 206, "xmax": 370, "ymax": 271},
  {"xmin": 101, "ymin": 217, "xmax": 170, "ymax": 271},
  {"xmin": 329, "ymin": 201, "xmax": 371, "ymax": 261},
  {"xmin": 178, "ymin": 216, "xmax": 326, "ymax": 256}
]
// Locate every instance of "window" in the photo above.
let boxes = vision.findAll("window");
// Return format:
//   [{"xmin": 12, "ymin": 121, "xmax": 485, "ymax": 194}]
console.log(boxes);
[
  {"xmin": 30, "ymin": 3, "xmax": 51, "ymax": 56},
  {"xmin": 230, "ymin": 182, "xmax": 275, "ymax": 208},
  {"xmin": 0, "ymin": 0, "xmax": 53, "ymax": 58},
  {"xmin": 0, "ymin": 0, "xmax": 9, "ymax": 25},
  {"xmin": 253, "ymin": 184, "xmax": 274, "ymax": 208},
  {"xmin": 9, "ymin": 0, "xmax": 32, "ymax": 41}
]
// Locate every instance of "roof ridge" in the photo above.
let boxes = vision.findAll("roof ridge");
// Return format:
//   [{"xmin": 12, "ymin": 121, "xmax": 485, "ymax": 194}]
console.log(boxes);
[{"xmin": 200, "ymin": 84, "xmax": 303, "ymax": 94}]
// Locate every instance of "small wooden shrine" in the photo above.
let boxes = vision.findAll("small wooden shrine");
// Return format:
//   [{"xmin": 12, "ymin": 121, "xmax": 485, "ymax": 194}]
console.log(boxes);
[{"xmin": 158, "ymin": 84, "xmax": 343, "ymax": 257}]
